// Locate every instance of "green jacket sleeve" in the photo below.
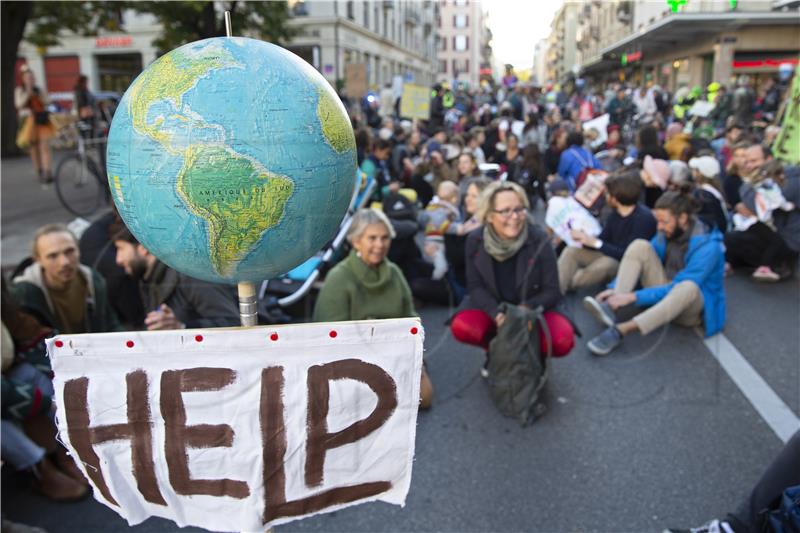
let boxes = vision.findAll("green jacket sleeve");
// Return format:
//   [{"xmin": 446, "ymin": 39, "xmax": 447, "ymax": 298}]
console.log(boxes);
[
  {"xmin": 91, "ymin": 271, "xmax": 124, "ymax": 332},
  {"xmin": 312, "ymin": 266, "xmax": 352, "ymax": 322}
]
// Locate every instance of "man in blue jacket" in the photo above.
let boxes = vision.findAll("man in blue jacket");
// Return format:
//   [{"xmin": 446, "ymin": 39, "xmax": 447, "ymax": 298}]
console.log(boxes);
[{"xmin": 582, "ymin": 189, "xmax": 726, "ymax": 355}]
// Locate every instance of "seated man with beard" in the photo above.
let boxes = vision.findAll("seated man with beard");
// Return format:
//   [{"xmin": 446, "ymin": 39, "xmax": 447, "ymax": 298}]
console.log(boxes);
[
  {"xmin": 110, "ymin": 222, "xmax": 239, "ymax": 330},
  {"xmin": 582, "ymin": 187, "xmax": 726, "ymax": 356}
]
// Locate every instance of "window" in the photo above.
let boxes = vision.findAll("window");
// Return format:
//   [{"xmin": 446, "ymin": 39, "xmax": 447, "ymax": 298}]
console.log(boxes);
[
  {"xmin": 440, "ymin": 60, "xmax": 447, "ymax": 73},
  {"xmin": 346, "ymin": 0, "xmax": 354, "ymax": 20},
  {"xmin": 454, "ymin": 14, "xmax": 467, "ymax": 28},
  {"xmin": 463, "ymin": 59, "xmax": 469, "ymax": 73},
  {"xmin": 454, "ymin": 0, "xmax": 467, "ymax": 5},
  {"xmin": 452, "ymin": 59, "xmax": 458, "ymax": 74},
  {"xmin": 364, "ymin": 1, "xmax": 369, "ymax": 27},
  {"xmin": 455, "ymin": 35, "xmax": 467, "ymax": 51},
  {"xmin": 440, "ymin": 37, "xmax": 446, "ymax": 51}
]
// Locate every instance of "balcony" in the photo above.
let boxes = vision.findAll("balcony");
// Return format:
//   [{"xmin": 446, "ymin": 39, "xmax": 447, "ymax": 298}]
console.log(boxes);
[
  {"xmin": 405, "ymin": 11, "xmax": 420, "ymax": 25},
  {"xmin": 383, "ymin": 0, "xmax": 394, "ymax": 9}
]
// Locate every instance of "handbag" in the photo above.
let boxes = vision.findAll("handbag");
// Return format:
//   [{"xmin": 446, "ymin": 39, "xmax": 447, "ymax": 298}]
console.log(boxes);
[{"xmin": 16, "ymin": 116, "xmax": 33, "ymax": 149}]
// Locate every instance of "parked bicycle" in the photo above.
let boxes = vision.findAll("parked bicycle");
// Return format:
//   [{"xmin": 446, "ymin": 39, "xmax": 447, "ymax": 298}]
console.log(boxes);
[{"xmin": 54, "ymin": 121, "xmax": 109, "ymax": 217}]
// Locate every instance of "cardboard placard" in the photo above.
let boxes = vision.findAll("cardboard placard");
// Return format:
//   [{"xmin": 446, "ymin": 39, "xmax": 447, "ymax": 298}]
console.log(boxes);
[
  {"xmin": 49, "ymin": 319, "xmax": 423, "ymax": 532},
  {"xmin": 345, "ymin": 63, "xmax": 368, "ymax": 99},
  {"xmin": 399, "ymin": 84, "xmax": 431, "ymax": 120}
]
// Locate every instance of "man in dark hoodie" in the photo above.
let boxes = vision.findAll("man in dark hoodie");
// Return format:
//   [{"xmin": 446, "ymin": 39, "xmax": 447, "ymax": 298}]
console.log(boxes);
[
  {"xmin": 12, "ymin": 224, "xmax": 121, "ymax": 334},
  {"xmin": 110, "ymin": 222, "xmax": 239, "ymax": 330}
]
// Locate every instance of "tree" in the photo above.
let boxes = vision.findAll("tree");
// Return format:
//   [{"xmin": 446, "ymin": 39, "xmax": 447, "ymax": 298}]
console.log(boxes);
[
  {"xmin": 1, "ymin": 1, "xmax": 121, "ymax": 157},
  {"xmin": 2, "ymin": 1, "xmax": 292, "ymax": 157},
  {"xmin": 132, "ymin": 1, "xmax": 294, "ymax": 54}
]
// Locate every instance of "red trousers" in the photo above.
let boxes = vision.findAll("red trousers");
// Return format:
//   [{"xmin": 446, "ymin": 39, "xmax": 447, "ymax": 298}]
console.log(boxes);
[{"xmin": 450, "ymin": 308, "xmax": 574, "ymax": 357}]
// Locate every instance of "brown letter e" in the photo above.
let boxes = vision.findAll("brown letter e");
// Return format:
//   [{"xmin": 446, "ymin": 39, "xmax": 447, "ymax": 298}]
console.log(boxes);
[
  {"xmin": 260, "ymin": 360, "xmax": 397, "ymax": 524},
  {"xmin": 160, "ymin": 368, "xmax": 249, "ymax": 499},
  {"xmin": 63, "ymin": 371, "xmax": 166, "ymax": 506}
]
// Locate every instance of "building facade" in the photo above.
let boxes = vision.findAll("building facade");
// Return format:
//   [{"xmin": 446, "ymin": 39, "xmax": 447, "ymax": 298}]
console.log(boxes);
[
  {"xmin": 16, "ymin": 1, "xmax": 439, "ymax": 109},
  {"xmin": 435, "ymin": 0, "xmax": 487, "ymax": 88},
  {"xmin": 17, "ymin": 10, "xmax": 161, "ymax": 108},
  {"xmin": 574, "ymin": 0, "xmax": 800, "ymax": 90},
  {"xmin": 287, "ymin": 0, "xmax": 438, "ymax": 94},
  {"xmin": 546, "ymin": 2, "xmax": 580, "ymax": 84},
  {"xmin": 533, "ymin": 39, "xmax": 549, "ymax": 86}
]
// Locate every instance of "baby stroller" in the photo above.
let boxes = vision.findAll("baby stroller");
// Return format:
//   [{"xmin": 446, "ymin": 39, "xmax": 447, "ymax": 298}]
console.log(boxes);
[{"xmin": 258, "ymin": 170, "xmax": 377, "ymax": 321}]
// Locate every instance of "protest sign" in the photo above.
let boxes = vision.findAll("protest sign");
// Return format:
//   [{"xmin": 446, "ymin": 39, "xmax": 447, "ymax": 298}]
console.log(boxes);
[
  {"xmin": 545, "ymin": 196, "xmax": 602, "ymax": 247},
  {"xmin": 49, "ymin": 319, "xmax": 423, "ymax": 532},
  {"xmin": 399, "ymin": 84, "xmax": 431, "ymax": 120},
  {"xmin": 345, "ymin": 63, "xmax": 368, "ymax": 99},
  {"xmin": 774, "ymin": 65, "xmax": 800, "ymax": 165},
  {"xmin": 582, "ymin": 113, "xmax": 610, "ymax": 147}
]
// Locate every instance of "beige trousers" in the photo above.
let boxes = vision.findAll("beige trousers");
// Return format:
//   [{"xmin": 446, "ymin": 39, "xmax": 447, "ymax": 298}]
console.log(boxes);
[
  {"xmin": 614, "ymin": 239, "xmax": 704, "ymax": 335},
  {"xmin": 558, "ymin": 247, "xmax": 619, "ymax": 294}
]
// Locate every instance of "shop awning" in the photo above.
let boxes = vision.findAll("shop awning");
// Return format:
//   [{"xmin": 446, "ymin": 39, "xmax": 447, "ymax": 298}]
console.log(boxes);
[{"xmin": 599, "ymin": 11, "xmax": 800, "ymax": 61}]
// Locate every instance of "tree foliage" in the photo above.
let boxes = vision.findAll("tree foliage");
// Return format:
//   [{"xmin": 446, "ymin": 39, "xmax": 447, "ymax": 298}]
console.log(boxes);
[
  {"xmin": 132, "ymin": 1, "xmax": 295, "ymax": 53},
  {"xmin": 2, "ymin": 1, "xmax": 293, "ymax": 157}
]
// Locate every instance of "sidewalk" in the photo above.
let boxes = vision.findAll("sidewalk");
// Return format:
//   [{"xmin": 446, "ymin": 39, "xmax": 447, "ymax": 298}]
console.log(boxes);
[{"xmin": 1, "ymin": 153, "xmax": 105, "ymax": 273}]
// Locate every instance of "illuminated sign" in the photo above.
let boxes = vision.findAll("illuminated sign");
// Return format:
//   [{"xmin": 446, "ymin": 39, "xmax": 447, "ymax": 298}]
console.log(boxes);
[{"xmin": 95, "ymin": 36, "xmax": 133, "ymax": 48}]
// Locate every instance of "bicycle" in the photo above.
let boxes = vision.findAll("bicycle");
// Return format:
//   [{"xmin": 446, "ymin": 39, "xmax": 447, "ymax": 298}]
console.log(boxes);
[{"xmin": 54, "ymin": 121, "xmax": 110, "ymax": 217}]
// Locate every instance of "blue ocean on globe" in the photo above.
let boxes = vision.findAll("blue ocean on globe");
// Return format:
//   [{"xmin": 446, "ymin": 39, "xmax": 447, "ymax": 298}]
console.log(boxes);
[{"xmin": 106, "ymin": 37, "xmax": 357, "ymax": 283}]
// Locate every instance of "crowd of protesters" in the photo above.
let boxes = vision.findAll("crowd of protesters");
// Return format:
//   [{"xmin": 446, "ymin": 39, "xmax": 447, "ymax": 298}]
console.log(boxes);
[{"xmin": 3, "ymin": 67, "xmax": 798, "ymax": 533}]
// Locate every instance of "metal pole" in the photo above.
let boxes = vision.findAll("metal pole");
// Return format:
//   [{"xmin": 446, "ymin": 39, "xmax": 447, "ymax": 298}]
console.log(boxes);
[
  {"xmin": 237, "ymin": 282, "xmax": 258, "ymax": 327},
  {"xmin": 222, "ymin": 10, "xmax": 257, "ymax": 328},
  {"xmin": 224, "ymin": 10, "xmax": 232, "ymax": 38}
]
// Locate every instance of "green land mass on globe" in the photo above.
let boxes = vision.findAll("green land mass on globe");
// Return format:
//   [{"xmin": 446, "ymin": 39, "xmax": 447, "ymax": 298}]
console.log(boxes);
[
  {"xmin": 317, "ymin": 88, "xmax": 356, "ymax": 153},
  {"xmin": 177, "ymin": 145, "xmax": 294, "ymax": 278}
]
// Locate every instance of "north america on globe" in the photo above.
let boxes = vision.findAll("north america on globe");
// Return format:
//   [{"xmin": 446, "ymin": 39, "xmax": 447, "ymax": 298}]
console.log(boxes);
[{"xmin": 106, "ymin": 37, "xmax": 357, "ymax": 283}]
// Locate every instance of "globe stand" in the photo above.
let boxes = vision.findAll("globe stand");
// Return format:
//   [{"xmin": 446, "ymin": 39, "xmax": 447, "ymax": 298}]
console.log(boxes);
[{"xmin": 237, "ymin": 282, "xmax": 258, "ymax": 327}]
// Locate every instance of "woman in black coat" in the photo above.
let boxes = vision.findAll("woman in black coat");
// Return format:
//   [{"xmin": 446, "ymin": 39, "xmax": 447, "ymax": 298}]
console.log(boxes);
[{"xmin": 450, "ymin": 181, "xmax": 575, "ymax": 365}]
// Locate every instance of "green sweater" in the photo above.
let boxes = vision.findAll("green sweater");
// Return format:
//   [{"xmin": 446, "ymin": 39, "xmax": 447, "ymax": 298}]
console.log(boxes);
[{"xmin": 313, "ymin": 251, "xmax": 416, "ymax": 322}]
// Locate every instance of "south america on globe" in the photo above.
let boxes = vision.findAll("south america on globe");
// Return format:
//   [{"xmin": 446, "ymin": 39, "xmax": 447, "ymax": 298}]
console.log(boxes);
[{"xmin": 106, "ymin": 37, "xmax": 357, "ymax": 283}]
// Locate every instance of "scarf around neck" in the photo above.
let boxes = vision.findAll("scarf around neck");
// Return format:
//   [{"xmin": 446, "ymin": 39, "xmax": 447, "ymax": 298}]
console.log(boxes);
[{"xmin": 483, "ymin": 222, "xmax": 528, "ymax": 262}]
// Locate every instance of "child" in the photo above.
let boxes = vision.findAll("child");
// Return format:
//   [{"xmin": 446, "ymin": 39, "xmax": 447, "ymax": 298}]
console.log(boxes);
[
  {"xmin": 732, "ymin": 161, "xmax": 794, "ymax": 232},
  {"xmin": 421, "ymin": 181, "xmax": 461, "ymax": 280}
]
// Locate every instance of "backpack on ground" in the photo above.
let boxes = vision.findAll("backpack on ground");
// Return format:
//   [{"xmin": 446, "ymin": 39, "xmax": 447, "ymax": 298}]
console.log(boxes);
[{"xmin": 487, "ymin": 303, "xmax": 552, "ymax": 426}]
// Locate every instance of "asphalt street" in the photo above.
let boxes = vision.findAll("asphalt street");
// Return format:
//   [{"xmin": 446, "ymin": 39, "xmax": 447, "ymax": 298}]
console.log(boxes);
[{"xmin": 1, "ymin": 154, "xmax": 798, "ymax": 532}]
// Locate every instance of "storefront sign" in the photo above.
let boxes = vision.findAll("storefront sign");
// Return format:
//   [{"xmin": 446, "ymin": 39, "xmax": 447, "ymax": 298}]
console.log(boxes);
[
  {"xmin": 95, "ymin": 36, "xmax": 133, "ymax": 48},
  {"xmin": 621, "ymin": 51, "xmax": 643, "ymax": 66},
  {"xmin": 49, "ymin": 320, "xmax": 423, "ymax": 532}
]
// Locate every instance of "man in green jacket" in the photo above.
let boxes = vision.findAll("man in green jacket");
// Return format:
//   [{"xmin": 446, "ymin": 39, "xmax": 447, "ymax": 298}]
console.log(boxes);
[{"xmin": 12, "ymin": 224, "xmax": 121, "ymax": 334}]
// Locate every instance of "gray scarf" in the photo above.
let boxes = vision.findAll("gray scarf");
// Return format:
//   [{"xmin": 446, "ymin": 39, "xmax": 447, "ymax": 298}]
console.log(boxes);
[{"xmin": 483, "ymin": 222, "xmax": 528, "ymax": 262}]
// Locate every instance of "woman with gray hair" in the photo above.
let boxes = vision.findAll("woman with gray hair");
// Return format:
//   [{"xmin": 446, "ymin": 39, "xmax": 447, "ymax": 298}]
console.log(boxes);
[{"xmin": 313, "ymin": 208, "xmax": 434, "ymax": 408}]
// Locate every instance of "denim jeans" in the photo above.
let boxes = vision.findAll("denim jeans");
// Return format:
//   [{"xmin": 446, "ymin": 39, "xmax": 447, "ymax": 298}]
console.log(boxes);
[{"xmin": 1, "ymin": 420, "xmax": 45, "ymax": 470}]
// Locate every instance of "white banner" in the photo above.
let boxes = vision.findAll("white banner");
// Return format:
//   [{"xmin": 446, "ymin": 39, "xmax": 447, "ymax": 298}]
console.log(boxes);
[{"xmin": 49, "ymin": 319, "xmax": 423, "ymax": 532}]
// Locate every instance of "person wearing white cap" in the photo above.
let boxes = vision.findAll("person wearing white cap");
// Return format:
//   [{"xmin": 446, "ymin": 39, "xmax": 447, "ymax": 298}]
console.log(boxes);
[{"xmin": 689, "ymin": 155, "xmax": 729, "ymax": 233}]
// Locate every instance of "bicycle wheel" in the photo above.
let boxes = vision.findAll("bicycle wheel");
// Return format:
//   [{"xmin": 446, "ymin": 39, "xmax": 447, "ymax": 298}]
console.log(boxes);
[{"xmin": 55, "ymin": 154, "xmax": 105, "ymax": 217}]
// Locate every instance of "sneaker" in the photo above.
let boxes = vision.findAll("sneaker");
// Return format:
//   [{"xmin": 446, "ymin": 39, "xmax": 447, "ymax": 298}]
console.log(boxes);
[
  {"xmin": 583, "ymin": 296, "xmax": 616, "ymax": 327},
  {"xmin": 662, "ymin": 518, "xmax": 735, "ymax": 533},
  {"xmin": 587, "ymin": 326, "xmax": 623, "ymax": 356},
  {"xmin": 752, "ymin": 265, "xmax": 780, "ymax": 282},
  {"xmin": 480, "ymin": 356, "xmax": 489, "ymax": 379}
]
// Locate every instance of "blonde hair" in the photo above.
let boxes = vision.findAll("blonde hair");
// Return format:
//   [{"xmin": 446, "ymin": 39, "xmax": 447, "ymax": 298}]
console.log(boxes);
[
  {"xmin": 475, "ymin": 181, "xmax": 530, "ymax": 224},
  {"xmin": 346, "ymin": 208, "xmax": 396, "ymax": 244}
]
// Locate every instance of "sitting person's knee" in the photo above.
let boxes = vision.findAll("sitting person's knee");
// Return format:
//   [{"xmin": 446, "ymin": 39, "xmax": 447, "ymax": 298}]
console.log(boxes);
[{"xmin": 624, "ymin": 239, "xmax": 652, "ymax": 257}]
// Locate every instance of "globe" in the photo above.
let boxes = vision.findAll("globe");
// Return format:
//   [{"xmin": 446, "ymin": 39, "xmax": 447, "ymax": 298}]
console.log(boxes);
[{"xmin": 106, "ymin": 37, "xmax": 357, "ymax": 283}]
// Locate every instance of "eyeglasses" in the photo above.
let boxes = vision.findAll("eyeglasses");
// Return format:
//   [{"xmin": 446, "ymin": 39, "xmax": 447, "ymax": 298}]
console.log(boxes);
[{"xmin": 492, "ymin": 207, "xmax": 527, "ymax": 218}]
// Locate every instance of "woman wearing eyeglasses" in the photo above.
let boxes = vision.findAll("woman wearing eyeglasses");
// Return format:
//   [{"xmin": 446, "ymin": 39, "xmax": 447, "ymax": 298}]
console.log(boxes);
[{"xmin": 450, "ymin": 181, "xmax": 575, "ymax": 374}]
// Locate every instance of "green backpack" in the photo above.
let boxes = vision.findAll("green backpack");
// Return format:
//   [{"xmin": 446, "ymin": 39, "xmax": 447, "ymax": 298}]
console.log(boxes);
[{"xmin": 487, "ymin": 303, "xmax": 551, "ymax": 426}]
